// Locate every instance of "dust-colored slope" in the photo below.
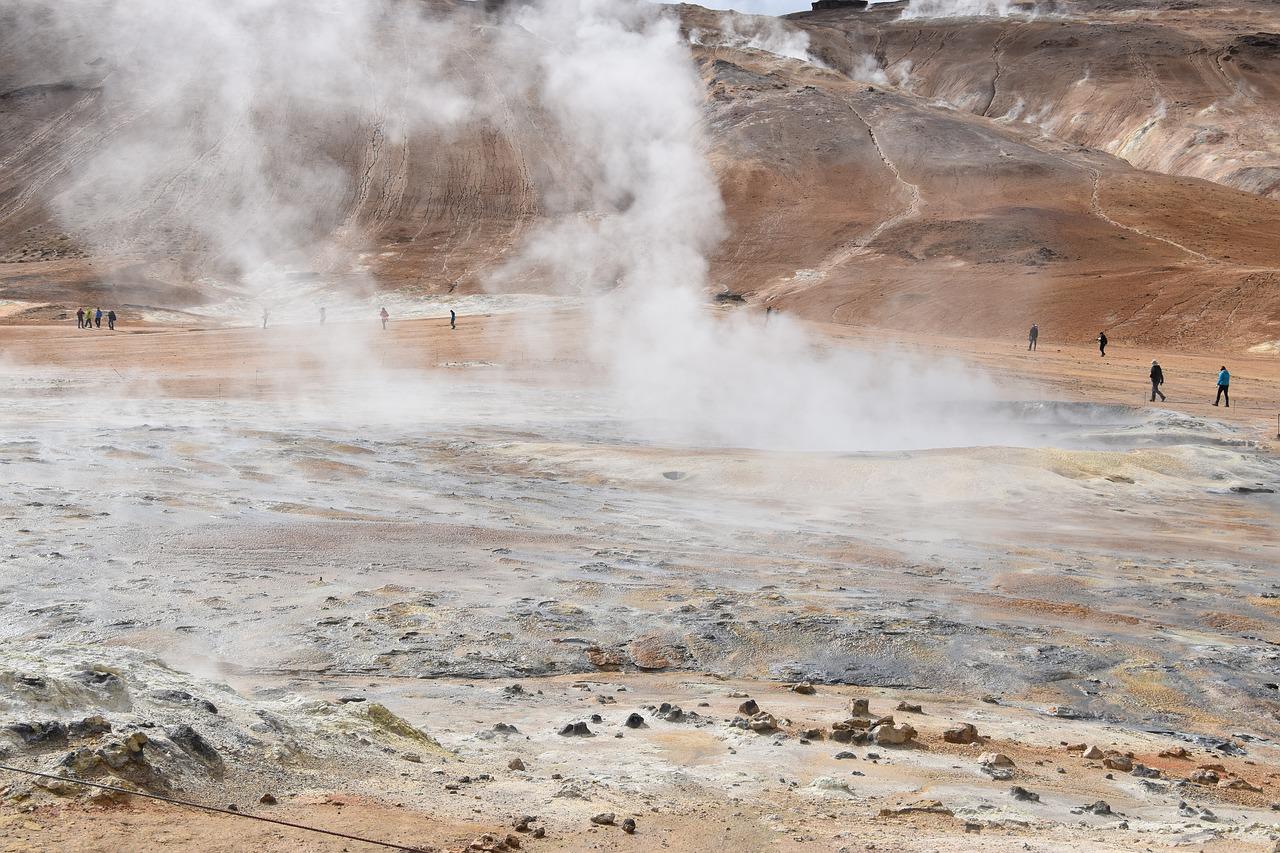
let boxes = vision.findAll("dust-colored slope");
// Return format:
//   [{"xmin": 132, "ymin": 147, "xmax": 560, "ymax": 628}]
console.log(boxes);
[{"xmin": 2, "ymin": 1, "xmax": 1280, "ymax": 351}]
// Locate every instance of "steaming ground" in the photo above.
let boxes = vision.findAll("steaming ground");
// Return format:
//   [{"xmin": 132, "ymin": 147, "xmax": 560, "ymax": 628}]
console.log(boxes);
[{"xmin": 2, "ymin": 312, "xmax": 1279, "ymax": 851}]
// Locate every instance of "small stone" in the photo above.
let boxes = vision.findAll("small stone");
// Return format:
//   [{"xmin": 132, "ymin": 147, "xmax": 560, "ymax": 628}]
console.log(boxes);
[
  {"xmin": 834, "ymin": 751, "xmax": 857, "ymax": 759},
  {"xmin": 531, "ymin": 827, "xmax": 545, "ymax": 839},
  {"xmin": 747, "ymin": 712, "xmax": 777, "ymax": 733},
  {"xmin": 849, "ymin": 698, "xmax": 871, "ymax": 716},
  {"xmin": 1158, "ymin": 746, "xmax": 1189, "ymax": 759},
  {"xmin": 1009, "ymin": 786, "xmax": 1039, "ymax": 802},
  {"xmin": 1085, "ymin": 800, "xmax": 1112, "ymax": 815},
  {"xmin": 1219, "ymin": 777, "xmax": 1262, "ymax": 792},
  {"xmin": 1081, "ymin": 745, "xmax": 1104, "ymax": 760},
  {"xmin": 979, "ymin": 752, "xmax": 1014, "ymax": 768},
  {"xmin": 621, "ymin": 818, "xmax": 636, "ymax": 834},
  {"xmin": 504, "ymin": 834, "xmax": 522, "ymax": 849},
  {"xmin": 1064, "ymin": 743, "xmax": 1086, "ymax": 752},
  {"xmin": 1102, "ymin": 754, "xmax": 1133, "ymax": 772},
  {"xmin": 790, "ymin": 681, "xmax": 816, "ymax": 695},
  {"xmin": 589, "ymin": 714, "xmax": 603, "ymax": 724},
  {"xmin": 513, "ymin": 815, "xmax": 536, "ymax": 832},
  {"xmin": 493, "ymin": 723, "xmax": 519, "ymax": 734},
  {"xmin": 508, "ymin": 758, "xmax": 527, "ymax": 771},
  {"xmin": 737, "ymin": 699, "xmax": 759, "ymax": 716},
  {"xmin": 1130, "ymin": 763, "xmax": 1161, "ymax": 779},
  {"xmin": 624, "ymin": 713, "xmax": 645, "ymax": 729},
  {"xmin": 558, "ymin": 722, "xmax": 593, "ymax": 737},
  {"xmin": 590, "ymin": 812, "xmax": 615, "ymax": 826},
  {"xmin": 259, "ymin": 793, "xmax": 277, "ymax": 805},
  {"xmin": 895, "ymin": 702, "xmax": 922, "ymax": 714}
]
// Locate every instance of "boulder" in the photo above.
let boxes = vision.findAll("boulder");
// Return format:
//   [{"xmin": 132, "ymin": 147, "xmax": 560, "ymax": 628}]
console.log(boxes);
[
  {"xmin": 979, "ymin": 752, "xmax": 1014, "ymax": 768},
  {"xmin": 1102, "ymin": 754, "xmax": 1133, "ymax": 772},
  {"xmin": 943, "ymin": 723, "xmax": 979, "ymax": 745},
  {"xmin": 1081, "ymin": 745, "xmax": 1104, "ymax": 760},
  {"xmin": 737, "ymin": 699, "xmax": 759, "ymax": 716},
  {"xmin": 871, "ymin": 722, "xmax": 916, "ymax": 746},
  {"xmin": 590, "ymin": 812, "xmax": 615, "ymax": 826},
  {"xmin": 849, "ymin": 698, "xmax": 870, "ymax": 716}
]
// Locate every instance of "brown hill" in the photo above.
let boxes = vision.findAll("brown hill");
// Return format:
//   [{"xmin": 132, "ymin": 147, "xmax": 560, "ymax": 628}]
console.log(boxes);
[{"xmin": 1, "ymin": 0, "xmax": 1279, "ymax": 350}]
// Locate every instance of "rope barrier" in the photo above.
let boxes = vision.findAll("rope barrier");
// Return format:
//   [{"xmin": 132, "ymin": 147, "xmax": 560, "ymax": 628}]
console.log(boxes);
[{"xmin": 0, "ymin": 762, "xmax": 428, "ymax": 852}]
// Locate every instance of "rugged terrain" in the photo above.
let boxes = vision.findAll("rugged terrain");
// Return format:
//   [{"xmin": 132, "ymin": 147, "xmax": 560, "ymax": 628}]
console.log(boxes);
[
  {"xmin": 2, "ymin": 0, "xmax": 1280, "ymax": 850},
  {"xmin": 1, "ymin": 0, "xmax": 1279, "ymax": 346}
]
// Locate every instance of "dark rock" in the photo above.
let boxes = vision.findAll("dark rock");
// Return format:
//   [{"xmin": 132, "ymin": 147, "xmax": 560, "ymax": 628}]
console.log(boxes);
[
  {"xmin": 67, "ymin": 716, "xmax": 112, "ymax": 739},
  {"xmin": 624, "ymin": 713, "xmax": 646, "ymax": 729},
  {"xmin": 493, "ymin": 722, "xmax": 519, "ymax": 734},
  {"xmin": 558, "ymin": 722, "xmax": 593, "ymax": 737},
  {"xmin": 164, "ymin": 725, "xmax": 223, "ymax": 770},
  {"xmin": 834, "ymin": 751, "xmax": 857, "ymax": 759},
  {"xmin": 1010, "ymin": 786, "xmax": 1040, "ymax": 802},
  {"xmin": 590, "ymin": 812, "xmax": 615, "ymax": 826},
  {"xmin": 621, "ymin": 817, "xmax": 636, "ymax": 834},
  {"xmin": 259, "ymin": 793, "xmax": 278, "ymax": 805},
  {"xmin": 895, "ymin": 702, "xmax": 923, "ymax": 714},
  {"xmin": 943, "ymin": 723, "xmax": 979, "ymax": 745},
  {"xmin": 1085, "ymin": 800, "xmax": 1111, "ymax": 815},
  {"xmin": 6, "ymin": 721, "xmax": 67, "ymax": 746},
  {"xmin": 737, "ymin": 699, "xmax": 759, "ymax": 716},
  {"xmin": 508, "ymin": 758, "xmax": 527, "ymax": 771}
]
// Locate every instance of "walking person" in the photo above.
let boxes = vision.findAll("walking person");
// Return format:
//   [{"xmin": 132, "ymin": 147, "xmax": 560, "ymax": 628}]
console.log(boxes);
[
  {"xmin": 83, "ymin": 308, "xmax": 92, "ymax": 331},
  {"xmin": 107, "ymin": 309, "xmax": 116, "ymax": 331},
  {"xmin": 261, "ymin": 308, "xmax": 269, "ymax": 329},
  {"xmin": 1028, "ymin": 323, "xmax": 1039, "ymax": 351},
  {"xmin": 76, "ymin": 307, "xmax": 84, "ymax": 329},
  {"xmin": 1149, "ymin": 359, "xmax": 1166, "ymax": 402},
  {"xmin": 1213, "ymin": 365, "xmax": 1230, "ymax": 407},
  {"xmin": 379, "ymin": 306, "xmax": 389, "ymax": 330},
  {"xmin": 319, "ymin": 306, "xmax": 326, "ymax": 325},
  {"xmin": 94, "ymin": 308, "xmax": 102, "ymax": 328},
  {"xmin": 449, "ymin": 308, "xmax": 456, "ymax": 330},
  {"xmin": 1098, "ymin": 331, "xmax": 1108, "ymax": 357}
]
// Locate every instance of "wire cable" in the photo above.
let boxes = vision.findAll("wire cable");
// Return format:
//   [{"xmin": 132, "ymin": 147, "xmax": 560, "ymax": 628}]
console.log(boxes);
[{"xmin": 0, "ymin": 762, "xmax": 429, "ymax": 852}]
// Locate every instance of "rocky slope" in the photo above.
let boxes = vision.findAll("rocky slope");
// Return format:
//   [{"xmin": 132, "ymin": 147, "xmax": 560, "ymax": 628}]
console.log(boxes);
[{"xmin": 1, "ymin": 0, "xmax": 1278, "ymax": 348}]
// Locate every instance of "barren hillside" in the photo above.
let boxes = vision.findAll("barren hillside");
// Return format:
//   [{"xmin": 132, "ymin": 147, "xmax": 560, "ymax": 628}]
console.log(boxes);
[{"xmin": 1, "ymin": 0, "xmax": 1279, "ymax": 349}]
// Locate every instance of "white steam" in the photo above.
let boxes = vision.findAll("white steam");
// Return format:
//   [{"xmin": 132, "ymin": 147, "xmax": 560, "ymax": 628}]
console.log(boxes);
[
  {"xmin": 13, "ymin": 0, "xmax": 1019, "ymax": 453},
  {"xmin": 897, "ymin": 0, "xmax": 1017, "ymax": 19},
  {"xmin": 690, "ymin": 13, "xmax": 818, "ymax": 64}
]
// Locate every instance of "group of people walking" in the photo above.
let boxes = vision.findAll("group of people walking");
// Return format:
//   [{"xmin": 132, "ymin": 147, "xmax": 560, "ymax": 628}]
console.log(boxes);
[
  {"xmin": 75, "ymin": 307, "xmax": 115, "ymax": 330},
  {"xmin": 1028, "ymin": 324, "xmax": 1234, "ymax": 408}
]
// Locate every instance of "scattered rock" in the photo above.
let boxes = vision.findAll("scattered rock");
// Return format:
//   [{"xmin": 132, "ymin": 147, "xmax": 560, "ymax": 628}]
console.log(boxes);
[
  {"xmin": 558, "ymin": 722, "xmax": 593, "ymax": 737},
  {"xmin": 871, "ymin": 722, "xmax": 916, "ymax": 746},
  {"xmin": 1131, "ymin": 763, "xmax": 1161, "ymax": 779},
  {"xmin": 590, "ymin": 812, "xmax": 615, "ymax": 826},
  {"xmin": 624, "ymin": 713, "xmax": 645, "ymax": 729},
  {"xmin": 621, "ymin": 818, "xmax": 636, "ymax": 834},
  {"xmin": 1010, "ymin": 786, "xmax": 1039, "ymax": 802},
  {"xmin": 1084, "ymin": 800, "xmax": 1111, "ymax": 815},
  {"xmin": 492, "ymin": 723, "xmax": 519, "ymax": 734},
  {"xmin": 1081, "ymin": 745, "xmax": 1104, "ymax": 759},
  {"xmin": 259, "ymin": 793, "xmax": 277, "ymax": 805},
  {"xmin": 737, "ymin": 699, "xmax": 759, "ymax": 716},
  {"xmin": 747, "ymin": 712, "xmax": 777, "ymax": 734},
  {"xmin": 834, "ymin": 751, "xmax": 857, "ymax": 759},
  {"xmin": 585, "ymin": 647, "xmax": 623, "ymax": 671},
  {"xmin": 508, "ymin": 758, "xmax": 526, "ymax": 771},
  {"xmin": 1102, "ymin": 754, "xmax": 1133, "ymax": 772},
  {"xmin": 1219, "ymin": 777, "xmax": 1262, "ymax": 792},
  {"xmin": 789, "ymin": 681, "xmax": 816, "ymax": 695},
  {"xmin": 943, "ymin": 723, "xmax": 979, "ymax": 745},
  {"xmin": 979, "ymin": 752, "xmax": 1014, "ymax": 768},
  {"xmin": 1159, "ymin": 746, "xmax": 1189, "ymax": 759},
  {"xmin": 849, "ymin": 698, "xmax": 870, "ymax": 716},
  {"xmin": 895, "ymin": 702, "xmax": 923, "ymax": 714}
]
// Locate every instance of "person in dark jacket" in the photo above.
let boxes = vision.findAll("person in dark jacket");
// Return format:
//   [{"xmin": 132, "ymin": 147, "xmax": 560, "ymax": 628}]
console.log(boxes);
[
  {"xmin": 449, "ymin": 309, "xmax": 456, "ymax": 330},
  {"xmin": 1214, "ymin": 366, "xmax": 1230, "ymax": 407},
  {"xmin": 1150, "ymin": 360, "xmax": 1166, "ymax": 402},
  {"xmin": 1098, "ymin": 331, "xmax": 1108, "ymax": 357},
  {"xmin": 379, "ymin": 307, "xmax": 389, "ymax": 330},
  {"xmin": 94, "ymin": 308, "xmax": 102, "ymax": 328},
  {"xmin": 107, "ymin": 310, "xmax": 116, "ymax": 331},
  {"xmin": 76, "ymin": 307, "xmax": 84, "ymax": 329},
  {"xmin": 1028, "ymin": 323, "xmax": 1039, "ymax": 351}
]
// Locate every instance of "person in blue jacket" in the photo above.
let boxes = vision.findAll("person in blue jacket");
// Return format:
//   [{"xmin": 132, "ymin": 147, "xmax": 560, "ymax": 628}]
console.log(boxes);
[{"xmin": 1213, "ymin": 366, "xmax": 1230, "ymax": 407}]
